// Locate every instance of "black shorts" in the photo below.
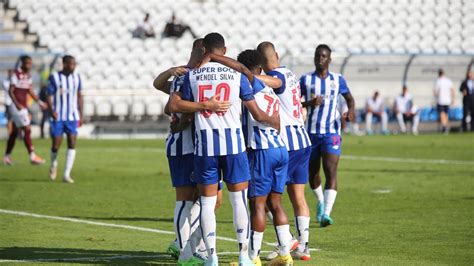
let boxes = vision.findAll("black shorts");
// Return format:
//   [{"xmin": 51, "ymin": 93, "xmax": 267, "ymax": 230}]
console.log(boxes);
[
  {"xmin": 402, "ymin": 114, "xmax": 413, "ymax": 122},
  {"xmin": 437, "ymin": 104, "xmax": 449, "ymax": 113}
]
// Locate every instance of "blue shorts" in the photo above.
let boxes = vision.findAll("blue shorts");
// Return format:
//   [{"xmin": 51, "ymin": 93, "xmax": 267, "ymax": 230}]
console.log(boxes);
[
  {"xmin": 168, "ymin": 154, "xmax": 196, "ymax": 187},
  {"xmin": 248, "ymin": 147, "xmax": 289, "ymax": 198},
  {"xmin": 287, "ymin": 146, "xmax": 311, "ymax": 185},
  {"xmin": 309, "ymin": 134, "xmax": 342, "ymax": 160},
  {"xmin": 50, "ymin": 121, "xmax": 78, "ymax": 137},
  {"xmin": 194, "ymin": 152, "xmax": 251, "ymax": 185}
]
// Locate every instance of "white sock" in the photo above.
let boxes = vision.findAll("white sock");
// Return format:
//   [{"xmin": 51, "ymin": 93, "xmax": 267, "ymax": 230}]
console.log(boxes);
[
  {"xmin": 248, "ymin": 230, "xmax": 263, "ymax": 260},
  {"xmin": 228, "ymin": 189, "xmax": 250, "ymax": 258},
  {"xmin": 189, "ymin": 201, "xmax": 201, "ymax": 253},
  {"xmin": 200, "ymin": 195, "xmax": 217, "ymax": 257},
  {"xmin": 29, "ymin": 151, "xmax": 36, "ymax": 161},
  {"xmin": 275, "ymin": 224, "xmax": 292, "ymax": 256},
  {"xmin": 64, "ymin": 149, "xmax": 76, "ymax": 178},
  {"xmin": 295, "ymin": 216, "xmax": 310, "ymax": 252},
  {"xmin": 312, "ymin": 185, "xmax": 324, "ymax": 203},
  {"xmin": 51, "ymin": 151, "xmax": 58, "ymax": 167},
  {"xmin": 324, "ymin": 189, "xmax": 338, "ymax": 216},
  {"xmin": 174, "ymin": 201, "xmax": 193, "ymax": 260}
]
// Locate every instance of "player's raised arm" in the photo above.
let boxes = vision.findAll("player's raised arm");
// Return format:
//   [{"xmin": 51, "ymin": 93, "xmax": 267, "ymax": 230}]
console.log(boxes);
[
  {"xmin": 153, "ymin": 66, "xmax": 188, "ymax": 94},
  {"xmin": 208, "ymin": 53, "xmax": 254, "ymax": 82},
  {"xmin": 255, "ymin": 74, "xmax": 282, "ymax": 89}
]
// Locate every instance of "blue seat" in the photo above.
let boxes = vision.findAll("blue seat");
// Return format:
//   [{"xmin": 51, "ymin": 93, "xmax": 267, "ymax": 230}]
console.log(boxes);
[
  {"xmin": 449, "ymin": 107, "xmax": 463, "ymax": 121},
  {"xmin": 0, "ymin": 112, "xmax": 7, "ymax": 126}
]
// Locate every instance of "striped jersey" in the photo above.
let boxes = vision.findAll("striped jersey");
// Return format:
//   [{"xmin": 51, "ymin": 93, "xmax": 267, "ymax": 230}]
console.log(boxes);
[
  {"xmin": 166, "ymin": 74, "xmax": 194, "ymax": 156},
  {"xmin": 10, "ymin": 69, "xmax": 32, "ymax": 107},
  {"xmin": 181, "ymin": 62, "xmax": 254, "ymax": 157},
  {"xmin": 47, "ymin": 71, "xmax": 82, "ymax": 121},
  {"xmin": 300, "ymin": 71, "xmax": 350, "ymax": 135},
  {"xmin": 267, "ymin": 67, "xmax": 311, "ymax": 151},
  {"xmin": 243, "ymin": 78, "xmax": 285, "ymax": 150}
]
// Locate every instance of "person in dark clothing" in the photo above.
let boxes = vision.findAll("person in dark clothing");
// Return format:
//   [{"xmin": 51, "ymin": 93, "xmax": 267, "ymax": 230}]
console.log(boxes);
[
  {"xmin": 460, "ymin": 71, "xmax": 474, "ymax": 132},
  {"xmin": 163, "ymin": 13, "xmax": 197, "ymax": 39},
  {"xmin": 39, "ymin": 85, "xmax": 50, "ymax": 138}
]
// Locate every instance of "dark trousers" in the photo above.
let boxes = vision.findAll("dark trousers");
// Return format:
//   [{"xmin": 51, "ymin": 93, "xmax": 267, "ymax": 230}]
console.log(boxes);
[{"xmin": 461, "ymin": 96, "xmax": 474, "ymax": 131}]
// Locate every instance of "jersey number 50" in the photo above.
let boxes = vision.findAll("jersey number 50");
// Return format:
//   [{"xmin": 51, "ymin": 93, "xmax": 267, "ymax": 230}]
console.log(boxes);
[{"xmin": 198, "ymin": 83, "xmax": 230, "ymax": 118}]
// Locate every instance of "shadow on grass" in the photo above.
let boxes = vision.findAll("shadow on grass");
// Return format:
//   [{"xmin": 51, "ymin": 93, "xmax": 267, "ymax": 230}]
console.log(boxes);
[
  {"xmin": 0, "ymin": 247, "xmax": 175, "ymax": 264},
  {"xmin": 0, "ymin": 178, "xmax": 50, "ymax": 183},
  {"xmin": 67, "ymin": 216, "xmax": 174, "ymax": 223},
  {"xmin": 66, "ymin": 216, "xmax": 235, "ymax": 224}
]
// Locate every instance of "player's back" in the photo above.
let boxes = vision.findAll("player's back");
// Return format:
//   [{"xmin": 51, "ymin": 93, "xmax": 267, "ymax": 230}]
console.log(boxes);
[
  {"xmin": 243, "ymin": 79, "xmax": 284, "ymax": 150},
  {"xmin": 183, "ymin": 61, "xmax": 254, "ymax": 156},
  {"xmin": 267, "ymin": 67, "xmax": 310, "ymax": 151}
]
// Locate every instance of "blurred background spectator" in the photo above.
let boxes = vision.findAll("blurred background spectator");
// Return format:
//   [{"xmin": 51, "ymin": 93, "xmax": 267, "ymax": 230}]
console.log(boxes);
[
  {"xmin": 460, "ymin": 71, "xmax": 474, "ymax": 132},
  {"xmin": 365, "ymin": 91, "xmax": 388, "ymax": 135},
  {"xmin": 394, "ymin": 86, "xmax": 419, "ymax": 135},
  {"xmin": 133, "ymin": 13, "xmax": 155, "ymax": 39},
  {"xmin": 162, "ymin": 12, "xmax": 197, "ymax": 39},
  {"xmin": 434, "ymin": 69, "xmax": 454, "ymax": 133}
]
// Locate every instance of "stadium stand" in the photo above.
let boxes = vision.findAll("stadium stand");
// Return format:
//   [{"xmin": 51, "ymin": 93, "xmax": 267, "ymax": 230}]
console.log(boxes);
[{"xmin": 0, "ymin": 0, "xmax": 473, "ymax": 121}]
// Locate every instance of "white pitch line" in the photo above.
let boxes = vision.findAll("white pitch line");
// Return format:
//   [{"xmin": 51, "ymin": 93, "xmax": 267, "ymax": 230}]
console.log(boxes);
[
  {"xmin": 342, "ymin": 155, "xmax": 474, "ymax": 166},
  {"xmin": 0, "ymin": 254, "xmax": 169, "ymax": 263},
  {"xmin": 0, "ymin": 209, "xmax": 262, "ymax": 246},
  {"xmin": 84, "ymin": 147, "xmax": 474, "ymax": 166}
]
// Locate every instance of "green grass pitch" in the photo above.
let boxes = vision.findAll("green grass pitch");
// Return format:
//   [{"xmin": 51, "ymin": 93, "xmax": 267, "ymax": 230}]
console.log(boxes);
[{"xmin": 1, "ymin": 134, "xmax": 473, "ymax": 265}]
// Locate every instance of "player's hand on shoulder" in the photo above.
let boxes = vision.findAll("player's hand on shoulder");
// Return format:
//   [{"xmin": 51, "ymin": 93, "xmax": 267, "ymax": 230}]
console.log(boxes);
[
  {"xmin": 205, "ymin": 96, "xmax": 232, "ymax": 112},
  {"xmin": 168, "ymin": 66, "xmax": 188, "ymax": 77}
]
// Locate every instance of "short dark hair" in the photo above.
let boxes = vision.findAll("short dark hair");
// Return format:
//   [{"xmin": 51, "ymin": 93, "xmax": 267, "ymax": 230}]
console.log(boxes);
[
  {"xmin": 20, "ymin": 55, "xmax": 31, "ymax": 63},
  {"xmin": 237, "ymin": 49, "xmax": 262, "ymax": 70},
  {"xmin": 192, "ymin": 38, "xmax": 204, "ymax": 49},
  {"xmin": 203, "ymin": 32, "xmax": 225, "ymax": 52},
  {"xmin": 62, "ymin": 55, "xmax": 75, "ymax": 63},
  {"xmin": 315, "ymin": 44, "xmax": 332, "ymax": 55}
]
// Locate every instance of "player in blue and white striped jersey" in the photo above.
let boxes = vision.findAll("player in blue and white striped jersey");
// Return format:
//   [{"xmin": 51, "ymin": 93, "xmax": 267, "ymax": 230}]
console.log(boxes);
[
  {"xmin": 300, "ymin": 44, "xmax": 355, "ymax": 228},
  {"xmin": 46, "ymin": 55, "xmax": 83, "ymax": 184},
  {"xmin": 153, "ymin": 38, "xmax": 232, "ymax": 265},
  {"xmin": 238, "ymin": 49, "xmax": 295, "ymax": 266},
  {"xmin": 171, "ymin": 33, "xmax": 279, "ymax": 266},
  {"xmin": 257, "ymin": 41, "xmax": 312, "ymax": 262}
]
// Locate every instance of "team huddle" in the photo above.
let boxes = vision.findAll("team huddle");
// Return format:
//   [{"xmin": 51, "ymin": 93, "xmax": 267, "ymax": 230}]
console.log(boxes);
[{"xmin": 154, "ymin": 32, "xmax": 355, "ymax": 266}]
